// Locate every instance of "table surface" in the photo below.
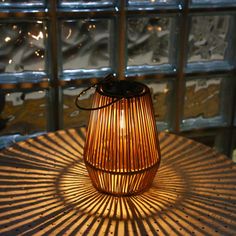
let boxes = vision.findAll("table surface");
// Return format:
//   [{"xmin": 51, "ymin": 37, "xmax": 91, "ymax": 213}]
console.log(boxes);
[{"xmin": 0, "ymin": 128, "xmax": 236, "ymax": 236}]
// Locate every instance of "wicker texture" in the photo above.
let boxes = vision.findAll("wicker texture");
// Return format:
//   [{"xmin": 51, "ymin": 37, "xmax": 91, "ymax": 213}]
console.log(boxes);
[{"xmin": 84, "ymin": 83, "xmax": 161, "ymax": 195}]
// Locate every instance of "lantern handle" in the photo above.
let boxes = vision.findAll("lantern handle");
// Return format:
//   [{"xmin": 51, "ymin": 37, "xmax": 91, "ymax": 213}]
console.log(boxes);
[{"xmin": 75, "ymin": 74, "xmax": 122, "ymax": 111}]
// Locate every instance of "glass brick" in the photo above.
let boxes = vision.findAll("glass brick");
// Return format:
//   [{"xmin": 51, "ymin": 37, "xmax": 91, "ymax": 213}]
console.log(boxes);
[
  {"xmin": 59, "ymin": 0, "xmax": 114, "ymax": 8},
  {"xmin": 0, "ymin": 0, "xmax": 45, "ymax": 8},
  {"xmin": 60, "ymin": 19, "xmax": 112, "ymax": 78},
  {"xmin": 181, "ymin": 77, "xmax": 232, "ymax": 130},
  {"xmin": 0, "ymin": 21, "xmax": 47, "ymax": 81},
  {"xmin": 129, "ymin": 0, "xmax": 177, "ymax": 7},
  {"xmin": 127, "ymin": 16, "xmax": 171, "ymax": 71},
  {"xmin": 63, "ymin": 86, "xmax": 93, "ymax": 129},
  {"xmin": 187, "ymin": 15, "xmax": 232, "ymax": 71},
  {"xmin": 0, "ymin": 89, "xmax": 48, "ymax": 135},
  {"xmin": 187, "ymin": 134, "xmax": 215, "ymax": 148},
  {"xmin": 143, "ymin": 80, "xmax": 173, "ymax": 130},
  {"xmin": 63, "ymin": 80, "xmax": 172, "ymax": 131},
  {"xmin": 185, "ymin": 130, "xmax": 230, "ymax": 156},
  {"xmin": 214, "ymin": 129, "xmax": 231, "ymax": 156},
  {"xmin": 191, "ymin": 0, "xmax": 236, "ymax": 7}
]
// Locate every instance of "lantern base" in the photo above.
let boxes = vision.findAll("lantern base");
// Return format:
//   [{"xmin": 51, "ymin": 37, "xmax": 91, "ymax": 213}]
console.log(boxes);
[{"xmin": 85, "ymin": 163, "xmax": 159, "ymax": 196}]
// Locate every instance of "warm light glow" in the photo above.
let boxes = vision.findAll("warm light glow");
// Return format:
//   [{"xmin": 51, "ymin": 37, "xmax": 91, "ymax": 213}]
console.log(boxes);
[
  {"xmin": 28, "ymin": 31, "xmax": 44, "ymax": 40},
  {"xmin": 66, "ymin": 28, "xmax": 72, "ymax": 39},
  {"xmin": 84, "ymin": 81, "xmax": 161, "ymax": 196},
  {"xmin": 147, "ymin": 25, "xmax": 153, "ymax": 31},
  {"xmin": 88, "ymin": 24, "xmax": 96, "ymax": 31},
  {"xmin": 164, "ymin": 88, "xmax": 169, "ymax": 93},
  {"xmin": 120, "ymin": 108, "xmax": 125, "ymax": 129},
  {"xmin": 0, "ymin": 128, "xmax": 235, "ymax": 235},
  {"xmin": 5, "ymin": 37, "xmax": 11, "ymax": 42}
]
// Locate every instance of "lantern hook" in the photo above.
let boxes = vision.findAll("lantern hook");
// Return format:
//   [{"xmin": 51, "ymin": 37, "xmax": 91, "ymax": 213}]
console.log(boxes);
[{"xmin": 75, "ymin": 73, "xmax": 122, "ymax": 111}]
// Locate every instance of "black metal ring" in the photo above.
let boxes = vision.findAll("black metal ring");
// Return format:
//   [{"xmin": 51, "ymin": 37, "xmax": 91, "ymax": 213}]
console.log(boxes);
[{"xmin": 75, "ymin": 73, "xmax": 121, "ymax": 111}]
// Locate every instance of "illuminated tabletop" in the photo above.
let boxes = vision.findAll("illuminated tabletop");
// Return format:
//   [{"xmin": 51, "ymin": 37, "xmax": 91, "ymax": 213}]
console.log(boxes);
[{"xmin": 0, "ymin": 128, "xmax": 236, "ymax": 236}]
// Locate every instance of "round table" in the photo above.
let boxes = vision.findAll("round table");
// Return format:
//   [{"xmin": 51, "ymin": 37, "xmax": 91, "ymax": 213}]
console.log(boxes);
[{"xmin": 0, "ymin": 128, "xmax": 236, "ymax": 235}]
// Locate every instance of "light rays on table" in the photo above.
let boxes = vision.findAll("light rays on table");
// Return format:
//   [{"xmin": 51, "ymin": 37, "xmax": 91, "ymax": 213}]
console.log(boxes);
[{"xmin": 0, "ymin": 128, "xmax": 236, "ymax": 235}]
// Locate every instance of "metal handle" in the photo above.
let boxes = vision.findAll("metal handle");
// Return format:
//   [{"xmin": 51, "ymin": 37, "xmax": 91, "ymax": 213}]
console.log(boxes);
[{"xmin": 75, "ymin": 73, "xmax": 121, "ymax": 111}]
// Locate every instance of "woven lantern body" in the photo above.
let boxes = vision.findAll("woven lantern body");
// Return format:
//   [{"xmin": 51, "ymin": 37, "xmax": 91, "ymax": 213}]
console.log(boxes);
[{"xmin": 84, "ymin": 80, "xmax": 161, "ymax": 196}]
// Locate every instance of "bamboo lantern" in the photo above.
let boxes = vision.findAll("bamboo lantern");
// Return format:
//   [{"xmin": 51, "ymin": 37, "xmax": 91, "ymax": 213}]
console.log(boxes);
[{"xmin": 83, "ymin": 80, "xmax": 161, "ymax": 196}]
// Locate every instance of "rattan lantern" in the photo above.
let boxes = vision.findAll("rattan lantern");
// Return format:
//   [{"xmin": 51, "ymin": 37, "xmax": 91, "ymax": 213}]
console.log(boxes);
[{"xmin": 77, "ymin": 79, "xmax": 161, "ymax": 196}]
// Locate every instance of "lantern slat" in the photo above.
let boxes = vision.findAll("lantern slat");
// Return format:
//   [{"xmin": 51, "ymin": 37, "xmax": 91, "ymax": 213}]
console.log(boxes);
[{"xmin": 83, "ymin": 81, "xmax": 161, "ymax": 196}]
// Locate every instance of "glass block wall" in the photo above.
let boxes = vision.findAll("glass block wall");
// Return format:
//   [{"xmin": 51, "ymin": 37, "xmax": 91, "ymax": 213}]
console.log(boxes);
[{"xmin": 0, "ymin": 0, "xmax": 235, "ymax": 159}]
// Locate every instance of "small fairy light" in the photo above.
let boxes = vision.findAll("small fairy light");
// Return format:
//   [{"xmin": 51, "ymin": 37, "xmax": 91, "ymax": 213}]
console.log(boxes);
[
  {"xmin": 147, "ymin": 25, "xmax": 153, "ymax": 31},
  {"xmin": 5, "ymin": 37, "xmax": 11, "ymax": 42},
  {"xmin": 66, "ymin": 28, "xmax": 72, "ymax": 39},
  {"xmin": 35, "ymin": 51, "xmax": 40, "ymax": 56},
  {"xmin": 164, "ymin": 88, "xmax": 169, "ymax": 93},
  {"xmin": 29, "ymin": 31, "xmax": 44, "ymax": 40},
  {"xmin": 88, "ymin": 24, "xmax": 96, "ymax": 31}
]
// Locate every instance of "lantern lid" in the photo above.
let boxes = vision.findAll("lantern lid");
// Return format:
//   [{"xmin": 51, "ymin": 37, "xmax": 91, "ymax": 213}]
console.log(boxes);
[{"xmin": 97, "ymin": 80, "xmax": 149, "ymax": 98}]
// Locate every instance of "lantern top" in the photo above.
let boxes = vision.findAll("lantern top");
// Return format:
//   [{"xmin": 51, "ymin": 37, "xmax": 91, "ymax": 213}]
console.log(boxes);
[{"xmin": 97, "ymin": 80, "xmax": 149, "ymax": 98}]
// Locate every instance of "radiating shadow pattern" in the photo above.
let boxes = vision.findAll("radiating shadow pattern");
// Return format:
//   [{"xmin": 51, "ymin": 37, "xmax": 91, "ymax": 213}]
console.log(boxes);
[{"xmin": 0, "ymin": 128, "xmax": 236, "ymax": 235}]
